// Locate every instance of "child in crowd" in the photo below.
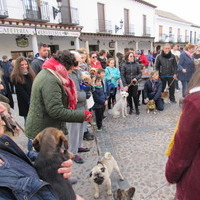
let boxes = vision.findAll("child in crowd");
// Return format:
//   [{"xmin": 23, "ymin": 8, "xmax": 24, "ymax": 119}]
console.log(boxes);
[
  {"xmin": 92, "ymin": 76, "xmax": 107, "ymax": 131},
  {"xmin": 143, "ymin": 71, "xmax": 164, "ymax": 111},
  {"xmin": 105, "ymin": 58, "xmax": 120, "ymax": 111}
]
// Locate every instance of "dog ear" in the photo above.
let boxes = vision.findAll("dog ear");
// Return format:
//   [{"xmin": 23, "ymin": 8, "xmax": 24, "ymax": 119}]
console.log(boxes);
[
  {"xmin": 32, "ymin": 131, "xmax": 43, "ymax": 152},
  {"xmin": 116, "ymin": 189, "xmax": 122, "ymax": 199},
  {"xmin": 127, "ymin": 187, "xmax": 135, "ymax": 198},
  {"xmin": 89, "ymin": 172, "xmax": 92, "ymax": 177},
  {"xmin": 58, "ymin": 130, "xmax": 69, "ymax": 150}
]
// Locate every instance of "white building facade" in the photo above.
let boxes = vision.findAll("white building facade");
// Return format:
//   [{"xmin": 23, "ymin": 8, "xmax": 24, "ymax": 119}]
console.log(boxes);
[
  {"xmin": 0, "ymin": 0, "xmax": 156, "ymax": 59},
  {"xmin": 0, "ymin": 0, "xmax": 82, "ymax": 58},
  {"xmin": 154, "ymin": 9, "xmax": 200, "ymax": 51},
  {"xmin": 78, "ymin": 0, "xmax": 156, "ymax": 56}
]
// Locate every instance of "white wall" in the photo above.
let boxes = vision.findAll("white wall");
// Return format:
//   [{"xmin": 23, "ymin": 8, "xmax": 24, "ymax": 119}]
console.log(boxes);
[{"xmin": 78, "ymin": 0, "xmax": 156, "ymax": 37}]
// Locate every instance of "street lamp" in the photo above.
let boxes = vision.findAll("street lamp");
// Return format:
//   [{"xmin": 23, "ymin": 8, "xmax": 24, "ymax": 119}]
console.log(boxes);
[{"xmin": 115, "ymin": 19, "xmax": 123, "ymax": 33}]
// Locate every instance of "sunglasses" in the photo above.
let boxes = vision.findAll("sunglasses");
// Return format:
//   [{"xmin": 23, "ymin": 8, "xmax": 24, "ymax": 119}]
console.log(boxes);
[{"xmin": 92, "ymin": 56, "xmax": 97, "ymax": 58}]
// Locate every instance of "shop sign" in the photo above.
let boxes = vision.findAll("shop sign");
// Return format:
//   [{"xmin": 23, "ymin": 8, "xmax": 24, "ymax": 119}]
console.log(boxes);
[
  {"xmin": 0, "ymin": 26, "xmax": 35, "ymax": 35},
  {"xmin": 36, "ymin": 29, "xmax": 80, "ymax": 37}
]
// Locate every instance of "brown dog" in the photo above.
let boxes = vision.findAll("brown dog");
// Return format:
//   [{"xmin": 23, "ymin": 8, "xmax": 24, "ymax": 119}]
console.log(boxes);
[
  {"xmin": 146, "ymin": 99, "xmax": 156, "ymax": 114},
  {"xmin": 113, "ymin": 187, "xmax": 136, "ymax": 200},
  {"xmin": 33, "ymin": 127, "xmax": 76, "ymax": 200}
]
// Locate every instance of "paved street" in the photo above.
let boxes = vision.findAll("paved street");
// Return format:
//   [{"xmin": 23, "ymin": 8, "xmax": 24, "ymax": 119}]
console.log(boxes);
[{"xmin": 11, "ymin": 90, "xmax": 181, "ymax": 200}]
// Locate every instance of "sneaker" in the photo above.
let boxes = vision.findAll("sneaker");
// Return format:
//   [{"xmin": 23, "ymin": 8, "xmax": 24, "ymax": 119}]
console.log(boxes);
[
  {"xmin": 78, "ymin": 147, "xmax": 90, "ymax": 153},
  {"xmin": 97, "ymin": 128, "xmax": 103, "ymax": 132},
  {"xmin": 68, "ymin": 177, "xmax": 78, "ymax": 185},
  {"xmin": 83, "ymin": 132, "xmax": 94, "ymax": 141},
  {"xmin": 129, "ymin": 109, "xmax": 133, "ymax": 115},
  {"xmin": 74, "ymin": 155, "xmax": 84, "ymax": 164},
  {"xmin": 102, "ymin": 115, "xmax": 107, "ymax": 120}
]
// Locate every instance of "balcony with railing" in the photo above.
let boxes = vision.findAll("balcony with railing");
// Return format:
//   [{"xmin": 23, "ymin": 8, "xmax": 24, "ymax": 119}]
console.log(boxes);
[
  {"xmin": 0, "ymin": 0, "xmax": 8, "ymax": 18},
  {"xmin": 96, "ymin": 19, "xmax": 112, "ymax": 34},
  {"xmin": 159, "ymin": 34, "xmax": 168, "ymax": 42},
  {"xmin": 177, "ymin": 35, "xmax": 183, "ymax": 43},
  {"xmin": 124, "ymin": 24, "xmax": 135, "ymax": 35},
  {"xmin": 59, "ymin": 6, "xmax": 79, "ymax": 25},
  {"xmin": 143, "ymin": 27, "xmax": 151, "ymax": 37},
  {"xmin": 169, "ymin": 34, "xmax": 175, "ymax": 43},
  {"xmin": 23, "ymin": 0, "xmax": 50, "ymax": 22}
]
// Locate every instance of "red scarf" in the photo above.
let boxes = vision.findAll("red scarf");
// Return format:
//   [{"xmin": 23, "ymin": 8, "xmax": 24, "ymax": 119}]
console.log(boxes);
[{"xmin": 42, "ymin": 57, "xmax": 77, "ymax": 110}]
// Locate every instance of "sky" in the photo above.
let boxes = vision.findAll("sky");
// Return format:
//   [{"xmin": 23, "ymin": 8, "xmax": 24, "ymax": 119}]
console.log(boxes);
[{"xmin": 146, "ymin": 0, "xmax": 200, "ymax": 25}]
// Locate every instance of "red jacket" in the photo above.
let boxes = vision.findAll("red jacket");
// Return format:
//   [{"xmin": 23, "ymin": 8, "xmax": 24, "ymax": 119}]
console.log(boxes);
[
  {"xmin": 166, "ymin": 89, "xmax": 200, "ymax": 200},
  {"xmin": 139, "ymin": 54, "xmax": 149, "ymax": 67},
  {"xmin": 90, "ymin": 61, "xmax": 102, "ymax": 69}
]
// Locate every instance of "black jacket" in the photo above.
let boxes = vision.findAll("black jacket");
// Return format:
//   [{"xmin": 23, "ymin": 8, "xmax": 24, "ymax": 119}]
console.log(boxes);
[
  {"xmin": 31, "ymin": 58, "xmax": 45, "ymax": 75},
  {"xmin": 155, "ymin": 51, "xmax": 177, "ymax": 77},
  {"xmin": 14, "ymin": 75, "xmax": 33, "ymax": 117},
  {"xmin": 98, "ymin": 57, "xmax": 107, "ymax": 69},
  {"xmin": 144, "ymin": 79, "xmax": 162, "ymax": 101},
  {"xmin": 121, "ymin": 61, "xmax": 142, "ymax": 87}
]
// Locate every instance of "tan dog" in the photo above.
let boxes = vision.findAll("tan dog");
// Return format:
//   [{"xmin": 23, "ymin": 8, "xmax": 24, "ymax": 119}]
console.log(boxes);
[
  {"xmin": 161, "ymin": 91, "xmax": 170, "ymax": 104},
  {"xmin": 89, "ymin": 152, "xmax": 124, "ymax": 199},
  {"xmin": 113, "ymin": 187, "xmax": 136, "ymax": 200},
  {"xmin": 33, "ymin": 127, "xmax": 75, "ymax": 200},
  {"xmin": 146, "ymin": 99, "xmax": 156, "ymax": 114}
]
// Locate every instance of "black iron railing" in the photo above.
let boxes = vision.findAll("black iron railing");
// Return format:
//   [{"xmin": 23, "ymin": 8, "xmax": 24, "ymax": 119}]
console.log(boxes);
[
  {"xmin": 96, "ymin": 19, "xmax": 112, "ymax": 34},
  {"xmin": 23, "ymin": 0, "xmax": 50, "ymax": 22}
]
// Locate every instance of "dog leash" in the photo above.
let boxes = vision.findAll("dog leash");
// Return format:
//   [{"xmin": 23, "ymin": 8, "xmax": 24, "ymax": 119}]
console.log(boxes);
[{"xmin": 140, "ymin": 183, "xmax": 168, "ymax": 200}]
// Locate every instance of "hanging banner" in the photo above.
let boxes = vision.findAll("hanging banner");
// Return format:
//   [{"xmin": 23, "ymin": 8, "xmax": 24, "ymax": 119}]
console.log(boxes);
[
  {"xmin": 36, "ymin": 29, "xmax": 80, "ymax": 37},
  {"xmin": 0, "ymin": 26, "xmax": 35, "ymax": 35}
]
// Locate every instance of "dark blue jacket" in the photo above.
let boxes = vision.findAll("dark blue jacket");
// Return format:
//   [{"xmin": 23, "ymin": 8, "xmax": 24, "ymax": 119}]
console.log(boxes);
[
  {"xmin": 0, "ymin": 135, "xmax": 58, "ymax": 200},
  {"xmin": 178, "ymin": 51, "xmax": 195, "ymax": 81},
  {"xmin": 92, "ymin": 86, "xmax": 107, "ymax": 109},
  {"xmin": 144, "ymin": 79, "xmax": 162, "ymax": 101},
  {"xmin": 0, "ymin": 61, "xmax": 12, "ymax": 78}
]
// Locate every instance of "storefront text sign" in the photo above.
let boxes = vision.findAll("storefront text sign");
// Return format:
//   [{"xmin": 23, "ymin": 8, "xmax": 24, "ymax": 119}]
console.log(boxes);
[
  {"xmin": 0, "ymin": 26, "xmax": 35, "ymax": 35},
  {"xmin": 36, "ymin": 29, "xmax": 80, "ymax": 37}
]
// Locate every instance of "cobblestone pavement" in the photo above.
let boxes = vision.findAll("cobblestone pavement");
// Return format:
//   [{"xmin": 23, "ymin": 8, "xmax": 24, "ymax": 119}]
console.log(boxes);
[{"xmin": 11, "ymin": 90, "xmax": 182, "ymax": 200}]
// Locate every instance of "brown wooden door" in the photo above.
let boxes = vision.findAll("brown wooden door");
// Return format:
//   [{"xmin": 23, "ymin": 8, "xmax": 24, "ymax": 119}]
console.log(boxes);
[
  {"xmin": 124, "ymin": 9, "xmax": 129, "ymax": 34},
  {"xmin": 97, "ymin": 3, "xmax": 105, "ymax": 32}
]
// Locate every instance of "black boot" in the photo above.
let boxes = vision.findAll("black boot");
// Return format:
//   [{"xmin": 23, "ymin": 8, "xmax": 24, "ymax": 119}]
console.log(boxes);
[
  {"xmin": 83, "ymin": 131, "xmax": 94, "ymax": 141},
  {"xmin": 129, "ymin": 109, "xmax": 133, "ymax": 115},
  {"xmin": 136, "ymin": 108, "xmax": 140, "ymax": 115}
]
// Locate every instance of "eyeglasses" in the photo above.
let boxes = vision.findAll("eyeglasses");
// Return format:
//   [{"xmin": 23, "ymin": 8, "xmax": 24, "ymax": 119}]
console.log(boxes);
[
  {"xmin": 129, "ymin": 55, "xmax": 134, "ymax": 57},
  {"xmin": 92, "ymin": 56, "xmax": 97, "ymax": 58}
]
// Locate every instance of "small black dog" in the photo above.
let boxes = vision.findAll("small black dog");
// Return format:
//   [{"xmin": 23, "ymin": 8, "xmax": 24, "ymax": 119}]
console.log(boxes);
[{"xmin": 33, "ymin": 127, "xmax": 76, "ymax": 200}]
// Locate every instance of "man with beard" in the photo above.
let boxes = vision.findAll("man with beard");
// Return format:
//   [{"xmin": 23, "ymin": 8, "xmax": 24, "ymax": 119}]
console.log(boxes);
[
  {"xmin": 155, "ymin": 44, "xmax": 178, "ymax": 103},
  {"xmin": 31, "ymin": 43, "xmax": 49, "ymax": 75}
]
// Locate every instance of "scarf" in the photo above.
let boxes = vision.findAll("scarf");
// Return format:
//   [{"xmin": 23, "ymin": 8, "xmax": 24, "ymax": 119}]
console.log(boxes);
[
  {"xmin": 150, "ymin": 79, "xmax": 158, "ymax": 92},
  {"xmin": 185, "ymin": 50, "xmax": 193, "ymax": 58},
  {"xmin": 161, "ymin": 50, "xmax": 172, "ymax": 59},
  {"xmin": 42, "ymin": 57, "xmax": 77, "ymax": 110}
]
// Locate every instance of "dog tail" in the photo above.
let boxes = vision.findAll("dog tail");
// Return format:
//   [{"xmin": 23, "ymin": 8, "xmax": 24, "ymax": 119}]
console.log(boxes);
[{"xmin": 104, "ymin": 152, "xmax": 112, "ymax": 160}]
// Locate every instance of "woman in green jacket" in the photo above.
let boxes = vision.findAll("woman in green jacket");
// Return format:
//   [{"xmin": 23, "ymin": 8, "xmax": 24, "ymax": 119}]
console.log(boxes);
[{"xmin": 25, "ymin": 50, "xmax": 92, "ymax": 140}]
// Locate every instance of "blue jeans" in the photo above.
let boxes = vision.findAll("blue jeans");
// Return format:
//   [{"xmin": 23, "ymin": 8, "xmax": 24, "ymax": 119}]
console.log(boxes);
[{"xmin": 181, "ymin": 81, "xmax": 189, "ymax": 97}]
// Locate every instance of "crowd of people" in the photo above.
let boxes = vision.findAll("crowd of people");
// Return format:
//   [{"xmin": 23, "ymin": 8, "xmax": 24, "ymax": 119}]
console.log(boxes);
[{"xmin": 0, "ymin": 42, "xmax": 200, "ymax": 199}]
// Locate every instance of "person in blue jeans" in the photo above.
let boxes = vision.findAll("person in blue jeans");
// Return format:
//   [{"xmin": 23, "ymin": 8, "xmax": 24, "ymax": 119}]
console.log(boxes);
[
  {"xmin": 178, "ymin": 44, "xmax": 195, "ymax": 97},
  {"xmin": 144, "ymin": 71, "xmax": 164, "ymax": 111},
  {"xmin": 0, "ymin": 103, "xmax": 84, "ymax": 200}
]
